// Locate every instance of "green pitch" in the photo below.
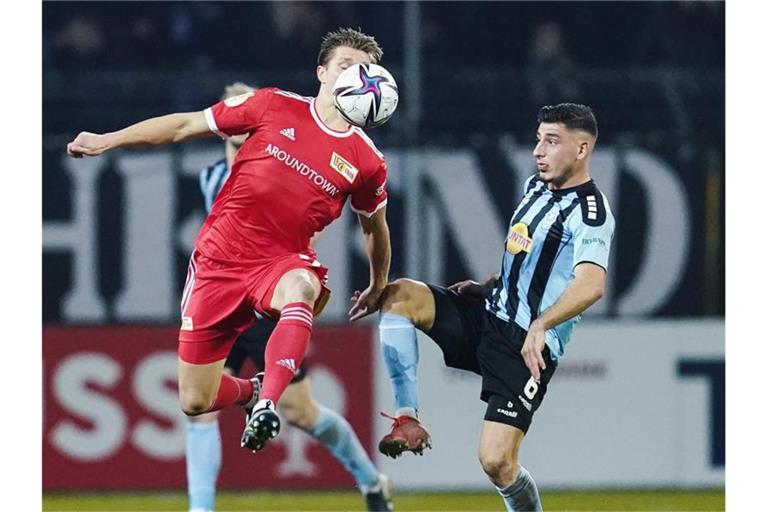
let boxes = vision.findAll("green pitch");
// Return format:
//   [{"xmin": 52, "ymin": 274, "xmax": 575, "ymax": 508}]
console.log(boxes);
[{"xmin": 43, "ymin": 489, "xmax": 724, "ymax": 511}]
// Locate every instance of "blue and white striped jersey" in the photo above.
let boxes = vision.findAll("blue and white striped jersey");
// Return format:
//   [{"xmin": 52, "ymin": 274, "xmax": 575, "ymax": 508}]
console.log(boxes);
[
  {"xmin": 199, "ymin": 158, "xmax": 230, "ymax": 213},
  {"xmin": 485, "ymin": 174, "xmax": 615, "ymax": 363}
]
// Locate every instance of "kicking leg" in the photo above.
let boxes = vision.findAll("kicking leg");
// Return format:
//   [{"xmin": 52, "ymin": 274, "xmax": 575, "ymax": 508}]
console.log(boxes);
[
  {"xmin": 479, "ymin": 421, "xmax": 542, "ymax": 512},
  {"xmin": 377, "ymin": 279, "xmax": 435, "ymax": 457}
]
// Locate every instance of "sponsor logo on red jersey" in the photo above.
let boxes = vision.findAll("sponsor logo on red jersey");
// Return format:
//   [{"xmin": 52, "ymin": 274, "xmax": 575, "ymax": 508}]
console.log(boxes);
[
  {"xmin": 330, "ymin": 152, "xmax": 359, "ymax": 184},
  {"xmin": 265, "ymin": 143, "xmax": 341, "ymax": 197}
]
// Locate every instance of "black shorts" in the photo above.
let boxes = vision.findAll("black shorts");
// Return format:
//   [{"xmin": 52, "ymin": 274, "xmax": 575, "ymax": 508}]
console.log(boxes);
[
  {"xmin": 426, "ymin": 284, "xmax": 556, "ymax": 433},
  {"xmin": 225, "ymin": 319, "xmax": 308, "ymax": 383}
]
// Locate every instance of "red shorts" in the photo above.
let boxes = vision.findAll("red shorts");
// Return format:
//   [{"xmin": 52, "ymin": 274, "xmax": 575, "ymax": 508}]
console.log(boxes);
[{"xmin": 177, "ymin": 249, "xmax": 330, "ymax": 364}]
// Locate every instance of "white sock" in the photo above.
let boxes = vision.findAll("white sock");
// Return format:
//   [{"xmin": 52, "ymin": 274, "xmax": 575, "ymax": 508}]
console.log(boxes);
[{"xmin": 496, "ymin": 466, "xmax": 542, "ymax": 512}]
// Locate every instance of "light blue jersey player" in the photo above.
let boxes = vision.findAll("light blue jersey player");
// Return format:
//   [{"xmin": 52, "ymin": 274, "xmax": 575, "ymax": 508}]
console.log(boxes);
[
  {"xmin": 362, "ymin": 104, "xmax": 612, "ymax": 512},
  {"xmin": 185, "ymin": 83, "xmax": 393, "ymax": 512},
  {"xmin": 485, "ymin": 173, "xmax": 615, "ymax": 363}
]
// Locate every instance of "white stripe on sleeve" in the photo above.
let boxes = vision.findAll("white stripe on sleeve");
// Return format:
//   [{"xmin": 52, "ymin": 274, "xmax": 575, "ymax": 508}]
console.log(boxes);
[
  {"xmin": 204, "ymin": 108, "xmax": 227, "ymax": 140},
  {"xmin": 350, "ymin": 198, "xmax": 388, "ymax": 218}
]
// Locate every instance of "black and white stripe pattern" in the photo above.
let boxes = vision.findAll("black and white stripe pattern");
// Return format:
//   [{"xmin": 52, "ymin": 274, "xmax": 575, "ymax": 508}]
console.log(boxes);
[
  {"xmin": 526, "ymin": 201, "xmax": 580, "ymax": 322},
  {"xmin": 200, "ymin": 159, "xmax": 230, "ymax": 213}
]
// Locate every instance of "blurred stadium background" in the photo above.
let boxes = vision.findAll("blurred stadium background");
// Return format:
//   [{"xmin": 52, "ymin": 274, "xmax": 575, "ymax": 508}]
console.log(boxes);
[{"xmin": 42, "ymin": 1, "xmax": 724, "ymax": 511}]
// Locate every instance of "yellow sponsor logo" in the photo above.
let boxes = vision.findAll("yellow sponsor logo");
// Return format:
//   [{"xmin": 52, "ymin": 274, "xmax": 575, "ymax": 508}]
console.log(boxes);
[
  {"xmin": 506, "ymin": 223, "xmax": 533, "ymax": 254},
  {"xmin": 223, "ymin": 91, "xmax": 255, "ymax": 107},
  {"xmin": 330, "ymin": 152, "xmax": 359, "ymax": 184},
  {"xmin": 181, "ymin": 316, "xmax": 194, "ymax": 331}
]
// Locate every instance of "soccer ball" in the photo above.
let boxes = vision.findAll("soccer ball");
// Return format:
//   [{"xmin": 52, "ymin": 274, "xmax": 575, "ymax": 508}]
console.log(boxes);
[{"xmin": 333, "ymin": 63, "xmax": 399, "ymax": 129}]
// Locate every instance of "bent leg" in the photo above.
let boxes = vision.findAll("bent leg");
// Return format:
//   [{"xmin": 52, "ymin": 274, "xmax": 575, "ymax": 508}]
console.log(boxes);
[
  {"xmin": 256, "ymin": 268, "xmax": 321, "ymax": 406},
  {"xmin": 379, "ymin": 278, "xmax": 437, "ymax": 330},
  {"xmin": 378, "ymin": 279, "xmax": 436, "ymax": 416},
  {"xmin": 281, "ymin": 378, "xmax": 380, "ymax": 492},
  {"xmin": 178, "ymin": 358, "xmax": 253, "ymax": 416},
  {"xmin": 241, "ymin": 269, "xmax": 320, "ymax": 452},
  {"xmin": 478, "ymin": 421, "xmax": 542, "ymax": 512}
]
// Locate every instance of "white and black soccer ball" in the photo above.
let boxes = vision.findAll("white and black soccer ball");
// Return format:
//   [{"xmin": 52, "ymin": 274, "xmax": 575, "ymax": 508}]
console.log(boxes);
[{"xmin": 333, "ymin": 63, "xmax": 399, "ymax": 129}]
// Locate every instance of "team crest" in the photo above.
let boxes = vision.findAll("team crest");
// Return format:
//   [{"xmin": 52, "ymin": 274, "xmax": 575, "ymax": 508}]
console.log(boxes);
[
  {"xmin": 330, "ymin": 152, "xmax": 359, "ymax": 184},
  {"xmin": 506, "ymin": 223, "xmax": 533, "ymax": 254},
  {"xmin": 224, "ymin": 91, "xmax": 255, "ymax": 107}
]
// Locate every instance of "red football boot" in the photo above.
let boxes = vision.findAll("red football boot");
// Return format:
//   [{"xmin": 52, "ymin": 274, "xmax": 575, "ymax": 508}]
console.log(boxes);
[{"xmin": 378, "ymin": 411, "xmax": 432, "ymax": 458}]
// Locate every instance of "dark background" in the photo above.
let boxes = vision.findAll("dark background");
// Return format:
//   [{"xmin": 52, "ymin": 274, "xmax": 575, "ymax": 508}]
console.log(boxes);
[{"xmin": 43, "ymin": 1, "xmax": 725, "ymax": 322}]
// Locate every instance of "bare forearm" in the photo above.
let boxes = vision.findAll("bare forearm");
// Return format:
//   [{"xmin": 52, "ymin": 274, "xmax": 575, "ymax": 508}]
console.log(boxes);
[
  {"xmin": 364, "ymin": 223, "xmax": 391, "ymax": 289},
  {"xmin": 106, "ymin": 113, "xmax": 206, "ymax": 149},
  {"xmin": 536, "ymin": 278, "xmax": 603, "ymax": 330}
]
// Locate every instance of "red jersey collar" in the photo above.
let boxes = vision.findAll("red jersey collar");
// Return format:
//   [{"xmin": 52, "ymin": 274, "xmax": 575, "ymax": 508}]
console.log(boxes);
[{"xmin": 310, "ymin": 98, "xmax": 355, "ymax": 138}]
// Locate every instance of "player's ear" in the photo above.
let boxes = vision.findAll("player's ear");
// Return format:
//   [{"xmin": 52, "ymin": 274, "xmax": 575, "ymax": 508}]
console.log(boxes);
[
  {"xmin": 576, "ymin": 139, "xmax": 591, "ymax": 160},
  {"xmin": 316, "ymin": 65, "xmax": 327, "ymax": 84}
]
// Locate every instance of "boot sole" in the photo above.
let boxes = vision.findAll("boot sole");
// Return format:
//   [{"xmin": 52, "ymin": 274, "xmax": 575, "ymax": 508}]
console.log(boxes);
[
  {"xmin": 378, "ymin": 437, "xmax": 432, "ymax": 458},
  {"xmin": 241, "ymin": 410, "xmax": 280, "ymax": 452}
]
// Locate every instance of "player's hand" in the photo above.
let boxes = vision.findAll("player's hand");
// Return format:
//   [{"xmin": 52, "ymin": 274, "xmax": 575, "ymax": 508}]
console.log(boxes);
[
  {"xmin": 521, "ymin": 320, "xmax": 547, "ymax": 383},
  {"xmin": 348, "ymin": 285, "xmax": 385, "ymax": 321},
  {"xmin": 448, "ymin": 279, "xmax": 487, "ymax": 298},
  {"xmin": 67, "ymin": 132, "xmax": 109, "ymax": 158}
]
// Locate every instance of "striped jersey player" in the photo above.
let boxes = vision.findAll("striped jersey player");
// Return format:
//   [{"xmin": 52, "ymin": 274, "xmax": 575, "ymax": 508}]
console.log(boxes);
[
  {"xmin": 365, "ymin": 103, "xmax": 613, "ymax": 512},
  {"xmin": 486, "ymin": 173, "xmax": 614, "ymax": 363}
]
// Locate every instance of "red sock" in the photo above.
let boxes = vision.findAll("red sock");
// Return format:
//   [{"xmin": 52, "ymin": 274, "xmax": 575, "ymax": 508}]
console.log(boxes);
[
  {"xmin": 205, "ymin": 373, "xmax": 254, "ymax": 412},
  {"xmin": 260, "ymin": 302, "xmax": 313, "ymax": 404}
]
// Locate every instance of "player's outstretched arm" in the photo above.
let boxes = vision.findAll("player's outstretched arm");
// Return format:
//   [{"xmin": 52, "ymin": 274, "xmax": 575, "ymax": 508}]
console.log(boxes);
[
  {"xmin": 67, "ymin": 111, "xmax": 211, "ymax": 158},
  {"xmin": 349, "ymin": 207, "xmax": 391, "ymax": 321},
  {"xmin": 522, "ymin": 262, "xmax": 606, "ymax": 381}
]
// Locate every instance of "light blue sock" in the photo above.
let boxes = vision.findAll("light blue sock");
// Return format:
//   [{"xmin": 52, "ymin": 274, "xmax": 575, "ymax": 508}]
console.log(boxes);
[
  {"xmin": 379, "ymin": 312, "xmax": 420, "ymax": 411},
  {"xmin": 186, "ymin": 420, "xmax": 222, "ymax": 512},
  {"xmin": 496, "ymin": 466, "xmax": 543, "ymax": 512},
  {"xmin": 310, "ymin": 405, "xmax": 380, "ymax": 492}
]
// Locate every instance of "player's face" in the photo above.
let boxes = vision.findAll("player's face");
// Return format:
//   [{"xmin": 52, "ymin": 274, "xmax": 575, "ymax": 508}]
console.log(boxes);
[
  {"xmin": 533, "ymin": 122, "xmax": 590, "ymax": 187},
  {"xmin": 317, "ymin": 46, "xmax": 373, "ymax": 94}
]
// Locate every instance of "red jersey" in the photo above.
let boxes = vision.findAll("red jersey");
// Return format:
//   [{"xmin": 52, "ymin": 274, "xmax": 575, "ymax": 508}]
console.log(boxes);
[{"xmin": 196, "ymin": 87, "xmax": 388, "ymax": 264}]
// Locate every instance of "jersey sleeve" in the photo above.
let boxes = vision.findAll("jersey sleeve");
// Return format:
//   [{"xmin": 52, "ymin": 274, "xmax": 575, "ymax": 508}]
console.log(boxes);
[
  {"xmin": 571, "ymin": 207, "xmax": 615, "ymax": 271},
  {"xmin": 350, "ymin": 160, "xmax": 388, "ymax": 217},
  {"xmin": 203, "ymin": 87, "xmax": 274, "ymax": 139}
]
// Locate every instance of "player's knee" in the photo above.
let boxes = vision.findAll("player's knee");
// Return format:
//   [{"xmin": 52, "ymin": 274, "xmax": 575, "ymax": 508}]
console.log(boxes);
[
  {"xmin": 187, "ymin": 410, "xmax": 220, "ymax": 423},
  {"xmin": 479, "ymin": 450, "xmax": 518, "ymax": 484},
  {"xmin": 179, "ymin": 390, "xmax": 214, "ymax": 417},
  {"xmin": 380, "ymin": 279, "xmax": 419, "ymax": 319},
  {"xmin": 282, "ymin": 272, "xmax": 320, "ymax": 306}
]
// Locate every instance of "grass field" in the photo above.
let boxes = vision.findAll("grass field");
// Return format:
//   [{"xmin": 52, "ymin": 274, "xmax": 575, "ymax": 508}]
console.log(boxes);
[{"xmin": 43, "ymin": 489, "xmax": 725, "ymax": 511}]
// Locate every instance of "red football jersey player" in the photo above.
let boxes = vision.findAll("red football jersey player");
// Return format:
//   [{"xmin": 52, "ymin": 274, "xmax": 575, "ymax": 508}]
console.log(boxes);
[{"xmin": 67, "ymin": 28, "xmax": 392, "ymax": 454}]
